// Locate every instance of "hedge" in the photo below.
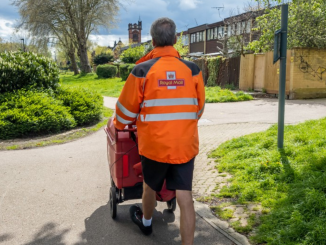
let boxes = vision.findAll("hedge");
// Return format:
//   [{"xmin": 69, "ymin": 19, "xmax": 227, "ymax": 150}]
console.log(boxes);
[
  {"xmin": 207, "ymin": 57, "xmax": 222, "ymax": 87},
  {"xmin": 120, "ymin": 64, "xmax": 136, "ymax": 81},
  {"xmin": 55, "ymin": 87, "xmax": 103, "ymax": 126},
  {"xmin": 0, "ymin": 87, "xmax": 104, "ymax": 139},
  {"xmin": 96, "ymin": 64, "xmax": 118, "ymax": 78},
  {"xmin": 92, "ymin": 53, "xmax": 114, "ymax": 65},
  {"xmin": 0, "ymin": 51, "xmax": 59, "ymax": 93},
  {"xmin": 0, "ymin": 90, "xmax": 75, "ymax": 139}
]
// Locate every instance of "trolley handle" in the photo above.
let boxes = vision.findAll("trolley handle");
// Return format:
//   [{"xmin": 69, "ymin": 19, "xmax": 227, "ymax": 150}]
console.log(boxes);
[
  {"xmin": 116, "ymin": 124, "xmax": 137, "ymax": 132},
  {"xmin": 104, "ymin": 126, "xmax": 115, "ymax": 145}
]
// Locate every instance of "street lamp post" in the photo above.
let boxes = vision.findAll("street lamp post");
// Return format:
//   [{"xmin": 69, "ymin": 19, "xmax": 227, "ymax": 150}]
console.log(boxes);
[{"xmin": 20, "ymin": 38, "xmax": 25, "ymax": 52}]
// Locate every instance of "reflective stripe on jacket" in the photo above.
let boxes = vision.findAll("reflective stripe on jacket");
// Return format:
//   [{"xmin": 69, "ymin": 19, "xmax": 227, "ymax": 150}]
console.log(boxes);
[{"xmin": 114, "ymin": 46, "xmax": 205, "ymax": 164}]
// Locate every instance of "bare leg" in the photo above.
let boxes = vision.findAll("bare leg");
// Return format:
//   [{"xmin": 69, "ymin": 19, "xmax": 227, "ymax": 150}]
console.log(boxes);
[
  {"xmin": 176, "ymin": 190, "xmax": 195, "ymax": 245},
  {"xmin": 142, "ymin": 181, "xmax": 156, "ymax": 220}
]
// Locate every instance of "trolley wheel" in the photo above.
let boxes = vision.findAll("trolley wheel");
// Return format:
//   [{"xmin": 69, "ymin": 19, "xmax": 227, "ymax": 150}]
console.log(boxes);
[
  {"xmin": 110, "ymin": 177, "xmax": 115, "ymax": 188},
  {"xmin": 167, "ymin": 197, "xmax": 177, "ymax": 212},
  {"xmin": 109, "ymin": 186, "xmax": 117, "ymax": 219}
]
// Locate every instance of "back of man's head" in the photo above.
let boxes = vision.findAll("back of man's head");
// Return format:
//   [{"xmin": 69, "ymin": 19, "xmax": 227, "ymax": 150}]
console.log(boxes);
[{"xmin": 150, "ymin": 17, "xmax": 176, "ymax": 47}]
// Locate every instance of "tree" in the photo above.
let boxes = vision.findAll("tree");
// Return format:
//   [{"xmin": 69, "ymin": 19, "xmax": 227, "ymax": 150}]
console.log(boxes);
[
  {"xmin": 247, "ymin": 0, "xmax": 326, "ymax": 53},
  {"xmin": 174, "ymin": 32, "xmax": 189, "ymax": 57},
  {"xmin": 120, "ymin": 44, "xmax": 145, "ymax": 63},
  {"xmin": 13, "ymin": 0, "xmax": 120, "ymax": 73},
  {"xmin": 216, "ymin": 3, "xmax": 260, "ymax": 57}
]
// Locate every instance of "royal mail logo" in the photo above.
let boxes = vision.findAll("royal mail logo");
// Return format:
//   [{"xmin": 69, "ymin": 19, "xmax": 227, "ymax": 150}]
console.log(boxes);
[
  {"xmin": 158, "ymin": 79, "xmax": 185, "ymax": 86},
  {"xmin": 166, "ymin": 71, "xmax": 176, "ymax": 80}
]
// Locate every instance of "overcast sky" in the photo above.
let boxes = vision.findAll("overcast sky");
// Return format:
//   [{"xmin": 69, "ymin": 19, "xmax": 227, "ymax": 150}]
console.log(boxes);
[{"xmin": 0, "ymin": 0, "xmax": 258, "ymax": 47}]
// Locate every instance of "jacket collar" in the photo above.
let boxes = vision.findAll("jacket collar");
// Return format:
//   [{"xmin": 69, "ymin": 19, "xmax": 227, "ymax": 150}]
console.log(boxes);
[{"xmin": 136, "ymin": 46, "xmax": 180, "ymax": 64}]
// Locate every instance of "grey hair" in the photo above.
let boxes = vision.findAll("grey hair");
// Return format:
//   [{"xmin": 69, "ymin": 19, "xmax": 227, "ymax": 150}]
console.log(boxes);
[{"xmin": 150, "ymin": 17, "xmax": 176, "ymax": 47}]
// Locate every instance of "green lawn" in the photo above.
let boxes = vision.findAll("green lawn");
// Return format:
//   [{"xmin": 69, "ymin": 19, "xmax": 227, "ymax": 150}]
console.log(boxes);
[
  {"xmin": 60, "ymin": 73, "xmax": 253, "ymax": 103},
  {"xmin": 209, "ymin": 118, "xmax": 326, "ymax": 244},
  {"xmin": 205, "ymin": 86, "xmax": 253, "ymax": 103},
  {"xmin": 60, "ymin": 73, "xmax": 125, "ymax": 97}
]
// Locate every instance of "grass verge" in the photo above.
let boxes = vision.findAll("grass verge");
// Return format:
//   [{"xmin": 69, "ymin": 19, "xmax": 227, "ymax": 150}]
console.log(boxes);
[
  {"xmin": 60, "ymin": 74, "xmax": 253, "ymax": 103},
  {"xmin": 208, "ymin": 117, "xmax": 326, "ymax": 244},
  {"xmin": 0, "ymin": 108, "xmax": 113, "ymax": 150},
  {"xmin": 205, "ymin": 86, "xmax": 253, "ymax": 103},
  {"xmin": 60, "ymin": 73, "xmax": 124, "ymax": 97}
]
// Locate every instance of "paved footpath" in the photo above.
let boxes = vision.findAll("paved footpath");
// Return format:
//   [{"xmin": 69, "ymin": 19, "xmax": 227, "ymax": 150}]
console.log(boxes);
[
  {"xmin": 0, "ymin": 97, "xmax": 325, "ymax": 245},
  {"xmin": 105, "ymin": 96, "xmax": 326, "ymax": 195}
]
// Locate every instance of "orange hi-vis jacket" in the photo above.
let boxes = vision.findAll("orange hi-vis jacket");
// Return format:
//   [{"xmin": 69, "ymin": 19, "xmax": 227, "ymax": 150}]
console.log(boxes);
[{"xmin": 114, "ymin": 46, "xmax": 205, "ymax": 164}]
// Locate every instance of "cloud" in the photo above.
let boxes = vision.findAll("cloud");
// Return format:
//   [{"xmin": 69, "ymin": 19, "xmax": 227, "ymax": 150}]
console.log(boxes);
[
  {"xmin": 0, "ymin": 18, "xmax": 15, "ymax": 41},
  {"xmin": 89, "ymin": 34, "xmax": 150, "ymax": 47},
  {"xmin": 178, "ymin": 0, "xmax": 201, "ymax": 11}
]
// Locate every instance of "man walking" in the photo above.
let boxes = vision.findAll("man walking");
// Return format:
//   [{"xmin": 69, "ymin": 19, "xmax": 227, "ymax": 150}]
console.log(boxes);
[{"xmin": 114, "ymin": 17, "xmax": 205, "ymax": 245}]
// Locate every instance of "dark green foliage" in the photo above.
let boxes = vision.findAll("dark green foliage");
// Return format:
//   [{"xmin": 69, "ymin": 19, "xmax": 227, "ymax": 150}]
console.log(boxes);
[
  {"xmin": 0, "ymin": 51, "xmax": 59, "ymax": 93},
  {"xmin": 0, "ymin": 90, "xmax": 76, "ymax": 139},
  {"xmin": 55, "ymin": 87, "xmax": 103, "ymax": 126},
  {"xmin": 193, "ymin": 58, "xmax": 208, "ymax": 84},
  {"xmin": 96, "ymin": 64, "xmax": 117, "ymax": 78},
  {"xmin": 120, "ymin": 64, "xmax": 136, "ymax": 81},
  {"xmin": 207, "ymin": 57, "xmax": 222, "ymax": 87},
  {"xmin": 0, "ymin": 87, "xmax": 104, "ymax": 139},
  {"xmin": 92, "ymin": 53, "xmax": 113, "ymax": 65}
]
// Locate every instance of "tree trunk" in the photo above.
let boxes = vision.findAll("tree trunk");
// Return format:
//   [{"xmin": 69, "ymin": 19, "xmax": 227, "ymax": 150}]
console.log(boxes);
[
  {"xmin": 68, "ymin": 50, "xmax": 79, "ymax": 75},
  {"xmin": 78, "ymin": 43, "xmax": 91, "ymax": 73}
]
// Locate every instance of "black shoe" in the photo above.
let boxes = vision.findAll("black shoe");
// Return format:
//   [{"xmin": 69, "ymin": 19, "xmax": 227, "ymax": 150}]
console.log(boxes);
[{"xmin": 129, "ymin": 205, "xmax": 152, "ymax": 235}]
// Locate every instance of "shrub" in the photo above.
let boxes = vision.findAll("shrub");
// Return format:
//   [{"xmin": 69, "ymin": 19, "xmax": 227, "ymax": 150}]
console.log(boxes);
[
  {"xmin": 55, "ymin": 87, "xmax": 103, "ymax": 126},
  {"xmin": 0, "ymin": 51, "xmax": 59, "ymax": 93},
  {"xmin": 96, "ymin": 64, "xmax": 117, "ymax": 78},
  {"xmin": 0, "ymin": 90, "xmax": 76, "ymax": 139},
  {"xmin": 120, "ymin": 45, "xmax": 145, "ymax": 63},
  {"xmin": 92, "ymin": 53, "xmax": 114, "ymax": 65},
  {"xmin": 207, "ymin": 57, "xmax": 222, "ymax": 87},
  {"xmin": 120, "ymin": 64, "xmax": 136, "ymax": 81}
]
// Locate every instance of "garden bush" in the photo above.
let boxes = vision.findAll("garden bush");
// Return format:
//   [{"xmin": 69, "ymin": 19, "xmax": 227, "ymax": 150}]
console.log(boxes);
[
  {"xmin": 0, "ymin": 90, "xmax": 75, "ymax": 139},
  {"xmin": 207, "ymin": 57, "xmax": 222, "ymax": 87},
  {"xmin": 55, "ymin": 87, "xmax": 103, "ymax": 126},
  {"xmin": 120, "ymin": 64, "xmax": 136, "ymax": 81},
  {"xmin": 92, "ymin": 53, "xmax": 114, "ymax": 65},
  {"xmin": 120, "ymin": 45, "xmax": 145, "ymax": 63},
  {"xmin": 96, "ymin": 64, "xmax": 117, "ymax": 78},
  {"xmin": 0, "ymin": 51, "xmax": 59, "ymax": 93}
]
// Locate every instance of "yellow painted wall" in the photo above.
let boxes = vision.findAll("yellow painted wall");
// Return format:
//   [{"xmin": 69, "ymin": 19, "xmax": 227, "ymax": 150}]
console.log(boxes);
[
  {"xmin": 239, "ymin": 48, "xmax": 326, "ymax": 99},
  {"xmin": 290, "ymin": 48, "xmax": 326, "ymax": 99},
  {"xmin": 263, "ymin": 51, "xmax": 291, "ymax": 95}
]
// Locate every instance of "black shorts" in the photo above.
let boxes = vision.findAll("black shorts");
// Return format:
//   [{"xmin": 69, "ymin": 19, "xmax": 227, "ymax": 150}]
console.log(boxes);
[{"xmin": 141, "ymin": 155, "xmax": 195, "ymax": 192}]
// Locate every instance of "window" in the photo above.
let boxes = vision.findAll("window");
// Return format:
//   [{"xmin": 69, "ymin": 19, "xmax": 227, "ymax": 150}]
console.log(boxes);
[
  {"xmin": 218, "ymin": 26, "xmax": 224, "ymax": 38},
  {"xmin": 236, "ymin": 22, "xmax": 241, "ymax": 35},
  {"xmin": 214, "ymin": 27, "xmax": 218, "ymax": 39},
  {"xmin": 198, "ymin": 32, "xmax": 203, "ymax": 42},
  {"xmin": 190, "ymin": 34, "xmax": 195, "ymax": 43},
  {"xmin": 210, "ymin": 29, "xmax": 214, "ymax": 40},
  {"xmin": 182, "ymin": 35, "xmax": 189, "ymax": 45},
  {"xmin": 207, "ymin": 29, "xmax": 211, "ymax": 41},
  {"xmin": 227, "ymin": 25, "xmax": 231, "ymax": 37},
  {"xmin": 246, "ymin": 20, "xmax": 252, "ymax": 33},
  {"xmin": 196, "ymin": 32, "xmax": 199, "ymax": 42},
  {"xmin": 133, "ymin": 33, "xmax": 138, "ymax": 42},
  {"xmin": 241, "ymin": 21, "xmax": 246, "ymax": 34}
]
